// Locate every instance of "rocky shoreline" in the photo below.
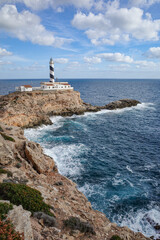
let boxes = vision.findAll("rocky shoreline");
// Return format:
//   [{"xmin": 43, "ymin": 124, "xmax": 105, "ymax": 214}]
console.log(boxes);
[{"xmin": 0, "ymin": 90, "xmax": 151, "ymax": 240}]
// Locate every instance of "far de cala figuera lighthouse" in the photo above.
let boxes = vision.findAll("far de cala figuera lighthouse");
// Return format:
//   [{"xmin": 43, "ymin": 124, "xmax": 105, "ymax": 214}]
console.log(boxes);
[{"xmin": 16, "ymin": 58, "xmax": 73, "ymax": 92}]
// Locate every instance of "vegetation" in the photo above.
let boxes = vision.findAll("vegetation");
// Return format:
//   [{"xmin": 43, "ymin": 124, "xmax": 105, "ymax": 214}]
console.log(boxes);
[
  {"xmin": 0, "ymin": 202, "xmax": 24, "ymax": 240},
  {"xmin": 0, "ymin": 202, "xmax": 13, "ymax": 220},
  {"xmin": 0, "ymin": 168, "xmax": 12, "ymax": 177},
  {"xmin": 110, "ymin": 235, "xmax": 123, "ymax": 240},
  {"xmin": 0, "ymin": 126, "xmax": 3, "ymax": 132},
  {"xmin": 0, "ymin": 132, "xmax": 15, "ymax": 142},
  {"xmin": 63, "ymin": 216, "xmax": 95, "ymax": 235},
  {"xmin": 0, "ymin": 183, "xmax": 53, "ymax": 216},
  {"xmin": 0, "ymin": 219, "xmax": 24, "ymax": 240}
]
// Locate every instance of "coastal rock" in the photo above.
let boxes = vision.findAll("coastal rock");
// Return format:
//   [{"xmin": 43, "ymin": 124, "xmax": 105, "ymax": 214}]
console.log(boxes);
[
  {"xmin": 105, "ymin": 99, "xmax": 140, "ymax": 110},
  {"xmin": 25, "ymin": 141, "xmax": 56, "ymax": 174},
  {"xmin": 0, "ymin": 91, "xmax": 140, "ymax": 128},
  {"xmin": 7, "ymin": 205, "xmax": 34, "ymax": 240},
  {"xmin": 0, "ymin": 134, "xmax": 14, "ymax": 165}
]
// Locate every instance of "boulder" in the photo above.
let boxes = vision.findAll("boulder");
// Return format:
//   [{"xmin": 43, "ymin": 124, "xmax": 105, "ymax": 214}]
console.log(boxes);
[
  {"xmin": 7, "ymin": 205, "xmax": 34, "ymax": 240},
  {"xmin": 25, "ymin": 141, "xmax": 56, "ymax": 174}
]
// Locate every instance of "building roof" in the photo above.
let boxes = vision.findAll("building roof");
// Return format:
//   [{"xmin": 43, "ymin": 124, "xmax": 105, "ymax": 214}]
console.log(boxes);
[
  {"xmin": 23, "ymin": 85, "xmax": 32, "ymax": 88},
  {"xmin": 41, "ymin": 82, "xmax": 54, "ymax": 86}
]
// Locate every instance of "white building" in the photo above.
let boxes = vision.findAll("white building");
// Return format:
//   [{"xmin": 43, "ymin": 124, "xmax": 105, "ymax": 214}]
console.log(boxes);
[
  {"xmin": 40, "ymin": 82, "xmax": 73, "ymax": 90},
  {"xmin": 15, "ymin": 85, "xmax": 32, "ymax": 92}
]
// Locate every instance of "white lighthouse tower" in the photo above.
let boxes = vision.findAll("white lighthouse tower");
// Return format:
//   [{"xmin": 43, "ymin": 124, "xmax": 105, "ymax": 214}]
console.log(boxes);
[{"xmin": 49, "ymin": 58, "xmax": 54, "ymax": 83}]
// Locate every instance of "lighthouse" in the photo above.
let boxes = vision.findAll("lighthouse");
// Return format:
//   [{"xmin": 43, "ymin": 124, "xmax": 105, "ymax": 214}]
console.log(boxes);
[{"xmin": 49, "ymin": 58, "xmax": 54, "ymax": 83}]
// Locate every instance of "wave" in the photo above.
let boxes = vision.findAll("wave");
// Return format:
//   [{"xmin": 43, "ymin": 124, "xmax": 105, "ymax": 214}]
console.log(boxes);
[
  {"xmin": 117, "ymin": 207, "xmax": 160, "ymax": 239},
  {"xmin": 43, "ymin": 143, "xmax": 88, "ymax": 178}
]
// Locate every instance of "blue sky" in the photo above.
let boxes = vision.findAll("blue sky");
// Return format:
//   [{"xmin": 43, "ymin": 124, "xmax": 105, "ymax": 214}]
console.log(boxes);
[{"xmin": 0, "ymin": 0, "xmax": 160, "ymax": 79}]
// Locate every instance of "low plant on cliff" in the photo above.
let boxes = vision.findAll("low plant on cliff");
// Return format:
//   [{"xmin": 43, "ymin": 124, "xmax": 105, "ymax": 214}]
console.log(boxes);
[
  {"xmin": 110, "ymin": 235, "xmax": 123, "ymax": 240},
  {"xmin": 0, "ymin": 168, "xmax": 13, "ymax": 177},
  {"xmin": 0, "ymin": 219, "xmax": 24, "ymax": 240},
  {"xmin": 0, "ymin": 202, "xmax": 13, "ymax": 220},
  {"xmin": 63, "ymin": 216, "xmax": 95, "ymax": 235},
  {"xmin": 0, "ymin": 183, "xmax": 53, "ymax": 216},
  {"xmin": 0, "ymin": 132, "xmax": 15, "ymax": 142}
]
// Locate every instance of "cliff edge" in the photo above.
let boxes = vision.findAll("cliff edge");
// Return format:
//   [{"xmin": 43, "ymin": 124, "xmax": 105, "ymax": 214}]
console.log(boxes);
[{"xmin": 0, "ymin": 90, "xmax": 140, "ymax": 128}]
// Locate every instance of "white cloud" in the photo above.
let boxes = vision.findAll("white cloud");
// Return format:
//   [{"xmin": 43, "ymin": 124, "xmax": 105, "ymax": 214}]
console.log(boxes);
[
  {"xmin": 54, "ymin": 58, "xmax": 69, "ymax": 63},
  {"xmin": 0, "ymin": 0, "xmax": 94, "ymax": 10},
  {"xmin": 134, "ymin": 60, "xmax": 157, "ymax": 69},
  {"xmin": 72, "ymin": 1, "xmax": 160, "ymax": 45},
  {"xmin": 0, "ymin": 60, "xmax": 11, "ymax": 65},
  {"xmin": 84, "ymin": 56, "xmax": 101, "ymax": 63},
  {"xmin": 129, "ymin": 0, "xmax": 160, "ymax": 7},
  {"xmin": 0, "ymin": 48, "xmax": 12, "ymax": 57},
  {"xmin": 97, "ymin": 53, "xmax": 134, "ymax": 63},
  {"xmin": 0, "ymin": 4, "xmax": 69, "ymax": 47},
  {"xmin": 146, "ymin": 47, "xmax": 160, "ymax": 58}
]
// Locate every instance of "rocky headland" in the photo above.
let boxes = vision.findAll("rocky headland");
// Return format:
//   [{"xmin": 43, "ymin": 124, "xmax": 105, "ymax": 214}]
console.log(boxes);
[{"xmin": 0, "ymin": 90, "xmax": 151, "ymax": 240}]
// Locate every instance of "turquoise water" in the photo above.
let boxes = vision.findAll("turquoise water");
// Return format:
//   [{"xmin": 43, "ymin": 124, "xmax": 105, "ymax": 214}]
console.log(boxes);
[{"xmin": 1, "ymin": 79, "xmax": 160, "ymax": 239}]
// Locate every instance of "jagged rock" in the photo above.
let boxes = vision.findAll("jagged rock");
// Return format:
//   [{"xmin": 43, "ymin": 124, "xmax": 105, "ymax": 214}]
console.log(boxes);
[
  {"xmin": 105, "ymin": 99, "xmax": 140, "ymax": 110},
  {"xmin": 0, "ymin": 91, "xmax": 140, "ymax": 128},
  {"xmin": 0, "ymin": 134, "xmax": 14, "ymax": 165},
  {"xmin": 7, "ymin": 205, "xmax": 34, "ymax": 240},
  {"xmin": 33, "ymin": 212, "xmax": 56, "ymax": 227},
  {"xmin": 25, "ymin": 141, "xmax": 56, "ymax": 174}
]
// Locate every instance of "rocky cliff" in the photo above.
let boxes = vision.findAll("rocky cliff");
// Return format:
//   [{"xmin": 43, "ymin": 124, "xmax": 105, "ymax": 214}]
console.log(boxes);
[
  {"xmin": 0, "ymin": 90, "xmax": 140, "ymax": 128},
  {"xmin": 0, "ymin": 90, "xmax": 149, "ymax": 240}
]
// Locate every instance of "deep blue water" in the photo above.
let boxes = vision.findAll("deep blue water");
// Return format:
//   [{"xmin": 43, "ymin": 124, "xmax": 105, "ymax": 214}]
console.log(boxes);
[{"xmin": 1, "ymin": 79, "xmax": 160, "ymax": 238}]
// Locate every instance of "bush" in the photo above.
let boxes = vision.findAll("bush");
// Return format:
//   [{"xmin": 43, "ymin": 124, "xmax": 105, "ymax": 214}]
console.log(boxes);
[
  {"xmin": 0, "ymin": 219, "xmax": 24, "ymax": 240},
  {"xmin": 0, "ymin": 126, "xmax": 3, "ymax": 132},
  {"xmin": 0, "ymin": 183, "xmax": 53, "ymax": 216},
  {"xmin": 0, "ymin": 202, "xmax": 13, "ymax": 220},
  {"xmin": 0, "ymin": 168, "xmax": 12, "ymax": 177},
  {"xmin": 63, "ymin": 216, "xmax": 95, "ymax": 235},
  {"xmin": 110, "ymin": 235, "xmax": 123, "ymax": 240},
  {"xmin": 0, "ymin": 133, "xmax": 15, "ymax": 142}
]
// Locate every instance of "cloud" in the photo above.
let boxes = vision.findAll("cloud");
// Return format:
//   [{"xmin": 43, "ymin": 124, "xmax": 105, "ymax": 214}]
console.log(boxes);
[
  {"xmin": 72, "ymin": 1, "xmax": 160, "ymax": 45},
  {"xmin": 84, "ymin": 56, "xmax": 101, "ymax": 63},
  {"xmin": 146, "ymin": 47, "xmax": 160, "ymax": 58},
  {"xmin": 54, "ymin": 58, "xmax": 69, "ymax": 63},
  {"xmin": 0, "ymin": 0, "xmax": 94, "ymax": 11},
  {"xmin": 0, "ymin": 47, "xmax": 12, "ymax": 57},
  {"xmin": 129, "ymin": 0, "xmax": 160, "ymax": 7},
  {"xmin": 0, "ymin": 4, "xmax": 69, "ymax": 47},
  {"xmin": 97, "ymin": 53, "xmax": 134, "ymax": 63},
  {"xmin": 0, "ymin": 60, "xmax": 11, "ymax": 65}
]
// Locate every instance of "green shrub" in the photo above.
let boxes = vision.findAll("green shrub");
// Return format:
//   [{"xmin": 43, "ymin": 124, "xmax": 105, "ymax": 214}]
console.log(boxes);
[
  {"xmin": 0, "ymin": 168, "xmax": 12, "ymax": 177},
  {"xmin": 110, "ymin": 235, "xmax": 123, "ymax": 240},
  {"xmin": 0, "ymin": 132, "xmax": 15, "ymax": 142},
  {"xmin": 0, "ymin": 126, "xmax": 3, "ymax": 132},
  {"xmin": 0, "ymin": 219, "xmax": 24, "ymax": 240},
  {"xmin": 0, "ymin": 183, "xmax": 53, "ymax": 216},
  {"xmin": 0, "ymin": 202, "xmax": 13, "ymax": 220},
  {"xmin": 63, "ymin": 216, "xmax": 95, "ymax": 235}
]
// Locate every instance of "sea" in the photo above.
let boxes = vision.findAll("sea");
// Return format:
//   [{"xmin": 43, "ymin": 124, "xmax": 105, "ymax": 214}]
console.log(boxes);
[{"xmin": 0, "ymin": 78, "xmax": 160, "ymax": 239}]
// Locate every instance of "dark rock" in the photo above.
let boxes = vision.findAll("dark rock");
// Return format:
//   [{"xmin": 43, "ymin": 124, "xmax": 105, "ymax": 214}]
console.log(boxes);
[
  {"xmin": 54, "ymin": 181, "xmax": 63, "ymax": 186},
  {"xmin": 33, "ymin": 212, "xmax": 56, "ymax": 227},
  {"xmin": 105, "ymin": 99, "xmax": 140, "ymax": 110}
]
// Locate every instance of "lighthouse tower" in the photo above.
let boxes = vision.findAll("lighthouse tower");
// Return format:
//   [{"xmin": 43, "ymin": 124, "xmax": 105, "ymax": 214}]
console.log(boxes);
[{"xmin": 49, "ymin": 58, "xmax": 54, "ymax": 83}]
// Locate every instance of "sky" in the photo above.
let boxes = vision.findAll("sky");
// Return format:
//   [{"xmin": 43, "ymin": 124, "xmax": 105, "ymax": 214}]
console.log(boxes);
[{"xmin": 0, "ymin": 0, "xmax": 160, "ymax": 79}]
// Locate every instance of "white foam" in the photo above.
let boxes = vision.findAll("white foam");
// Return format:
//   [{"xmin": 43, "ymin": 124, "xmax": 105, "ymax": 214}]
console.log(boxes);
[
  {"xmin": 66, "ymin": 102, "xmax": 156, "ymax": 119},
  {"xmin": 44, "ymin": 143, "xmax": 88, "ymax": 177},
  {"xmin": 118, "ymin": 208, "xmax": 160, "ymax": 239},
  {"xmin": 126, "ymin": 165, "xmax": 133, "ymax": 173}
]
